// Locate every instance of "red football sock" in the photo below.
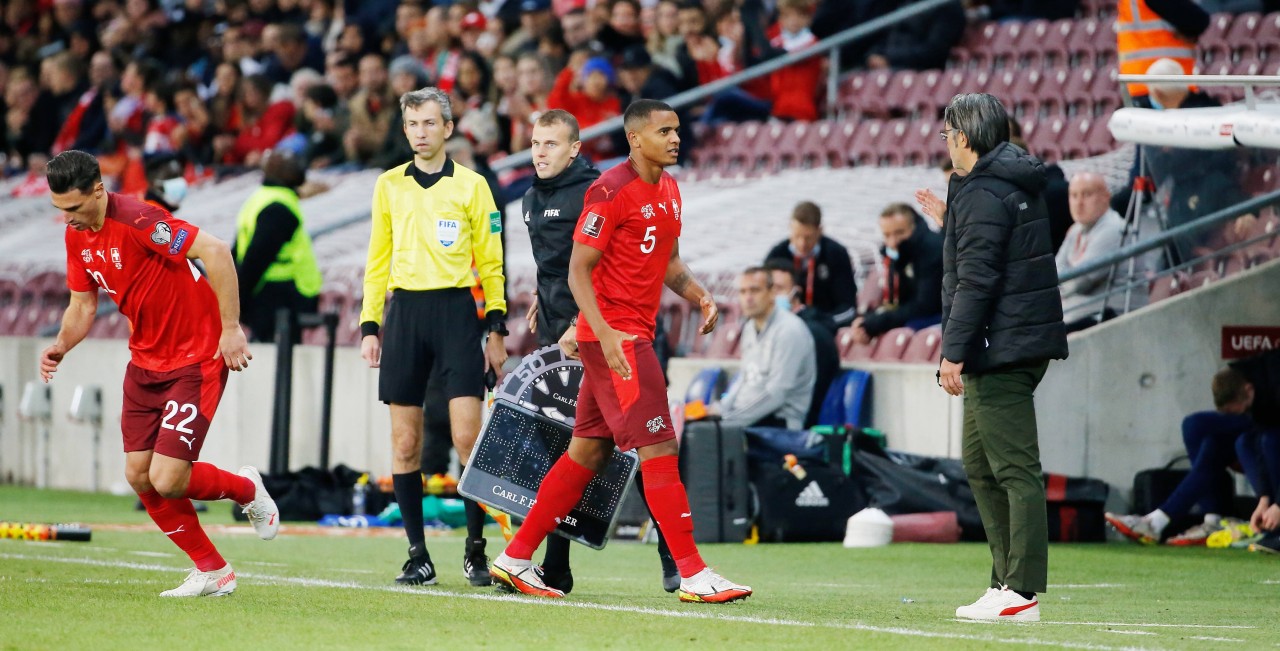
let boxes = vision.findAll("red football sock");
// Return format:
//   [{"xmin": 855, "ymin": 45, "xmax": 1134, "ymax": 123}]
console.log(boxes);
[
  {"xmin": 507, "ymin": 455, "xmax": 596, "ymax": 560},
  {"xmin": 138, "ymin": 489, "xmax": 226, "ymax": 572},
  {"xmin": 641, "ymin": 455, "xmax": 706, "ymax": 579},
  {"xmin": 184, "ymin": 462, "xmax": 254, "ymax": 504}
]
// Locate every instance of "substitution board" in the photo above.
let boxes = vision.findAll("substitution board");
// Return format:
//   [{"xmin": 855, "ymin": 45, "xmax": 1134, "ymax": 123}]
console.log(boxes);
[{"xmin": 459, "ymin": 345, "xmax": 638, "ymax": 549}]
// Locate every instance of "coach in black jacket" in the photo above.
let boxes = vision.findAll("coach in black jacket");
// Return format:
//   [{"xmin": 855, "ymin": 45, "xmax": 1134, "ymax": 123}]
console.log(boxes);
[
  {"xmin": 523, "ymin": 136, "xmax": 600, "ymax": 346},
  {"xmin": 937, "ymin": 94, "xmax": 1067, "ymax": 623},
  {"xmin": 519, "ymin": 109, "xmax": 677, "ymax": 595}
]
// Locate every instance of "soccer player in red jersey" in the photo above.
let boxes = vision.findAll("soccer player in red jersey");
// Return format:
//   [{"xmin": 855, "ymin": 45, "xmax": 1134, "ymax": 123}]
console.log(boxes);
[
  {"xmin": 491, "ymin": 100, "xmax": 752, "ymax": 603},
  {"xmin": 39, "ymin": 150, "xmax": 280, "ymax": 598}
]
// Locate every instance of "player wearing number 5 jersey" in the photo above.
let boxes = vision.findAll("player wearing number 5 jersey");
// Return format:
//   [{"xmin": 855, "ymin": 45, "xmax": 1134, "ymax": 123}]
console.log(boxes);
[
  {"xmin": 492, "ymin": 100, "xmax": 751, "ymax": 603},
  {"xmin": 40, "ymin": 151, "xmax": 280, "ymax": 598}
]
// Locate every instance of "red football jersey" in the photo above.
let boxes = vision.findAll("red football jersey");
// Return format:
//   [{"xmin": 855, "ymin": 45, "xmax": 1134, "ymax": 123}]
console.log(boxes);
[
  {"xmin": 64, "ymin": 193, "xmax": 221, "ymax": 372},
  {"xmin": 572, "ymin": 162, "xmax": 682, "ymax": 342}
]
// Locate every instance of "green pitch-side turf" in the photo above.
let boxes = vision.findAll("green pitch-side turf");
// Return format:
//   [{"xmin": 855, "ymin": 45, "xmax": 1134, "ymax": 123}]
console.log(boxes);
[{"xmin": 1, "ymin": 485, "xmax": 1276, "ymax": 650}]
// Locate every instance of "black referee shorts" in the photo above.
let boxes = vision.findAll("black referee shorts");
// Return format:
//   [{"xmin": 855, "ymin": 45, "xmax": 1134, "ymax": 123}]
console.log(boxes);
[{"xmin": 380, "ymin": 288, "xmax": 484, "ymax": 405}]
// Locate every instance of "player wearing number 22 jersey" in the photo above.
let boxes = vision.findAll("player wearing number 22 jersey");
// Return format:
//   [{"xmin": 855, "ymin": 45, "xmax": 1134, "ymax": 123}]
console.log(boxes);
[
  {"xmin": 43, "ymin": 150, "xmax": 279, "ymax": 599},
  {"xmin": 491, "ymin": 101, "xmax": 751, "ymax": 604}
]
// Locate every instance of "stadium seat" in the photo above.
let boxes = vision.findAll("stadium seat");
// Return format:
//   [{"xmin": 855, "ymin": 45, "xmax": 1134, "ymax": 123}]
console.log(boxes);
[
  {"xmin": 1147, "ymin": 272, "xmax": 1187, "ymax": 304},
  {"xmin": 1059, "ymin": 67, "xmax": 1098, "ymax": 116},
  {"xmin": 796, "ymin": 121, "xmax": 844, "ymax": 170},
  {"xmin": 684, "ymin": 366, "xmax": 726, "ymax": 405},
  {"xmin": 903, "ymin": 69, "xmax": 942, "ymax": 117},
  {"xmin": 1013, "ymin": 19, "xmax": 1052, "ymax": 67},
  {"xmin": 1084, "ymin": 116, "xmax": 1117, "ymax": 156},
  {"xmin": 931, "ymin": 69, "xmax": 971, "ymax": 114},
  {"xmin": 1227, "ymin": 12, "xmax": 1264, "ymax": 60},
  {"xmin": 1065, "ymin": 18, "xmax": 1102, "ymax": 66},
  {"xmin": 0, "ymin": 304, "xmax": 22, "ymax": 335},
  {"xmin": 816, "ymin": 369, "xmax": 872, "ymax": 428},
  {"xmin": 1198, "ymin": 13, "xmax": 1235, "ymax": 61},
  {"xmin": 839, "ymin": 328, "xmax": 875, "ymax": 362},
  {"xmin": 1187, "ymin": 270, "xmax": 1221, "ymax": 291},
  {"xmin": 871, "ymin": 327, "xmax": 914, "ymax": 362},
  {"xmin": 857, "ymin": 263, "xmax": 884, "ymax": 314},
  {"xmin": 846, "ymin": 119, "xmax": 886, "ymax": 167},
  {"xmin": 988, "ymin": 21, "xmax": 1026, "ymax": 69},
  {"xmin": 1243, "ymin": 166, "xmax": 1278, "ymax": 195},
  {"xmin": 1256, "ymin": 12, "xmax": 1280, "ymax": 61},
  {"xmin": 900, "ymin": 325, "xmax": 942, "ymax": 364}
]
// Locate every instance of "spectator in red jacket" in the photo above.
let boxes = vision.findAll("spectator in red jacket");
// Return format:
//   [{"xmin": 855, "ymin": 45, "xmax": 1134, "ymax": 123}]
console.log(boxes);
[
  {"xmin": 218, "ymin": 74, "xmax": 295, "ymax": 167},
  {"xmin": 767, "ymin": 0, "xmax": 823, "ymax": 122},
  {"xmin": 547, "ymin": 53, "xmax": 621, "ymax": 160}
]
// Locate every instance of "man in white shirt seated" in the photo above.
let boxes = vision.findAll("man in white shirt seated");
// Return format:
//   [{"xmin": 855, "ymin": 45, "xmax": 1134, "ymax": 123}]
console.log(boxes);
[
  {"xmin": 1056, "ymin": 171, "xmax": 1127, "ymax": 332},
  {"xmin": 708, "ymin": 267, "xmax": 816, "ymax": 429}
]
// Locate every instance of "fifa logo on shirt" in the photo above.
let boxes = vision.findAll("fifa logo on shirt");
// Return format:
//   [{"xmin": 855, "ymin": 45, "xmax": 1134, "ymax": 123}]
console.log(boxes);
[
  {"xmin": 646, "ymin": 416, "xmax": 665, "ymax": 433},
  {"xmin": 582, "ymin": 212, "xmax": 605, "ymax": 238},
  {"xmin": 543, "ymin": 209, "xmax": 560, "ymax": 217}
]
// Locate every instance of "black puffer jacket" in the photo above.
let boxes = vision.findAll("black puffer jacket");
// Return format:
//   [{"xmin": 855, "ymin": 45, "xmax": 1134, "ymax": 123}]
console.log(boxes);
[
  {"xmin": 522, "ymin": 156, "xmax": 600, "ymax": 346},
  {"xmin": 941, "ymin": 142, "xmax": 1068, "ymax": 374}
]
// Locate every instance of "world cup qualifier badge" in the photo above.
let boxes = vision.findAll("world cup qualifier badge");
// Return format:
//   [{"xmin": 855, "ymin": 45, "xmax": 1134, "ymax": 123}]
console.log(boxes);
[{"xmin": 582, "ymin": 212, "xmax": 605, "ymax": 238}]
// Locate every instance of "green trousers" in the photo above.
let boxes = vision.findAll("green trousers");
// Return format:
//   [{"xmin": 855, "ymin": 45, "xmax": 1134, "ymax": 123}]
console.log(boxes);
[{"xmin": 961, "ymin": 360, "xmax": 1050, "ymax": 594}]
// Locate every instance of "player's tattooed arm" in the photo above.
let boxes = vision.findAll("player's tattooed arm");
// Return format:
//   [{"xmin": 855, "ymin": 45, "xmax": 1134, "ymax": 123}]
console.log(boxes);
[{"xmin": 665, "ymin": 240, "xmax": 718, "ymax": 334}]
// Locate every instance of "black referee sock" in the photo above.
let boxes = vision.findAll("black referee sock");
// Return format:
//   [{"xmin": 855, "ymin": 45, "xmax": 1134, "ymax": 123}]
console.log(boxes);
[
  {"xmin": 464, "ymin": 497, "xmax": 485, "ymax": 541},
  {"xmin": 393, "ymin": 472, "xmax": 426, "ymax": 550},
  {"xmin": 542, "ymin": 532, "xmax": 571, "ymax": 572}
]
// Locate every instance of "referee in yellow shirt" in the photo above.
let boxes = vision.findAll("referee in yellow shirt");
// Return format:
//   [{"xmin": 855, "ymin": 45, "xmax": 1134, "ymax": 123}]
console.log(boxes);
[{"xmin": 360, "ymin": 87, "xmax": 508, "ymax": 588}]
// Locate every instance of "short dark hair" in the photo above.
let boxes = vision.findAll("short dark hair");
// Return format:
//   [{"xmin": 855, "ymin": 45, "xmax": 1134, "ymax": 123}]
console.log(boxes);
[
  {"xmin": 879, "ymin": 202, "xmax": 919, "ymax": 221},
  {"xmin": 943, "ymin": 93, "xmax": 1010, "ymax": 158},
  {"xmin": 535, "ymin": 109, "xmax": 580, "ymax": 142},
  {"xmin": 741, "ymin": 266, "xmax": 773, "ymax": 288},
  {"xmin": 791, "ymin": 201, "xmax": 821, "ymax": 227},
  {"xmin": 623, "ymin": 98, "xmax": 675, "ymax": 134},
  {"xmin": 763, "ymin": 257, "xmax": 794, "ymax": 275},
  {"xmin": 1212, "ymin": 367, "xmax": 1251, "ymax": 409},
  {"xmin": 46, "ymin": 150, "xmax": 102, "ymax": 194},
  {"xmin": 305, "ymin": 83, "xmax": 339, "ymax": 109}
]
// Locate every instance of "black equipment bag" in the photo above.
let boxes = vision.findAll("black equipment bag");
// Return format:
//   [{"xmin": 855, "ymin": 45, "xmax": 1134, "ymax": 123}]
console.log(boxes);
[{"xmin": 680, "ymin": 420, "xmax": 751, "ymax": 543}]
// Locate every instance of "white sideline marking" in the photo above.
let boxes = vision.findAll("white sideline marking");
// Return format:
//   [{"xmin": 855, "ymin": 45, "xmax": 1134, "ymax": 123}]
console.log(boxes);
[
  {"xmin": 1099, "ymin": 630, "xmax": 1156, "ymax": 636},
  {"xmin": 129, "ymin": 551, "xmax": 174, "ymax": 558},
  {"xmin": 1188, "ymin": 636, "xmax": 1245, "ymax": 643},
  {"xmin": 1041, "ymin": 622, "xmax": 1255, "ymax": 630},
  {"xmin": 1048, "ymin": 584, "xmax": 1124, "ymax": 589},
  {"xmin": 0, "ymin": 551, "xmax": 1241, "ymax": 650},
  {"xmin": 241, "ymin": 561, "xmax": 289, "ymax": 567}
]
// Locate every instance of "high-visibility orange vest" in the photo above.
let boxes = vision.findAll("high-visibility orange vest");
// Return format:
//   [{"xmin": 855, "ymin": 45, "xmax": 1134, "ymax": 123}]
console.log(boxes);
[{"xmin": 1117, "ymin": 0, "xmax": 1197, "ymax": 96}]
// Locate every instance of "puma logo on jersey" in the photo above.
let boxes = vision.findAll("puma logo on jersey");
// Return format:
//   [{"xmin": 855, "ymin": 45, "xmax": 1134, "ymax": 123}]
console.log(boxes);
[
  {"xmin": 179, "ymin": 435, "xmax": 196, "ymax": 450},
  {"xmin": 94, "ymin": 250, "xmax": 106, "ymax": 262}
]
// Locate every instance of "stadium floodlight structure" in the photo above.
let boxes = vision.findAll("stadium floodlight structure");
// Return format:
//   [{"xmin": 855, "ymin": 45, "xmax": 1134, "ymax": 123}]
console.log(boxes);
[
  {"xmin": 19, "ymin": 381, "xmax": 51, "ymax": 488},
  {"xmin": 69, "ymin": 385, "xmax": 103, "ymax": 492}
]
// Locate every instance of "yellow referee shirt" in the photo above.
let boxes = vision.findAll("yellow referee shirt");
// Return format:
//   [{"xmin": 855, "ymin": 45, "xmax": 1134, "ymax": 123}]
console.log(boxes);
[{"xmin": 360, "ymin": 159, "xmax": 506, "ymax": 330}]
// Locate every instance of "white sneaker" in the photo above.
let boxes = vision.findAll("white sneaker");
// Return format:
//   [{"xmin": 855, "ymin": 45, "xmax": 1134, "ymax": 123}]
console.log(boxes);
[
  {"xmin": 238, "ymin": 466, "xmax": 279, "ymax": 540},
  {"xmin": 160, "ymin": 564, "xmax": 237, "ymax": 597},
  {"xmin": 954, "ymin": 586, "xmax": 1003, "ymax": 619},
  {"xmin": 490, "ymin": 553, "xmax": 564, "ymax": 598},
  {"xmin": 677, "ymin": 568, "xmax": 752, "ymax": 604},
  {"xmin": 956, "ymin": 588, "xmax": 1040, "ymax": 622}
]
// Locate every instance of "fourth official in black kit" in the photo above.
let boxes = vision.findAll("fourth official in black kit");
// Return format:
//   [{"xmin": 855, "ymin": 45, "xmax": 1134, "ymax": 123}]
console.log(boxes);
[{"xmin": 520, "ymin": 109, "xmax": 678, "ymax": 594}]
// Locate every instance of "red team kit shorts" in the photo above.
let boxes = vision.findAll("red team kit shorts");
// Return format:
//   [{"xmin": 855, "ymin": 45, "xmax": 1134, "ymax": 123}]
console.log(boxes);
[
  {"xmin": 573, "ymin": 338, "xmax": 675, "ymax": 451},
  {"xmin": 122, "ymin": 357, "xmax": 229, "ymax": 461}
]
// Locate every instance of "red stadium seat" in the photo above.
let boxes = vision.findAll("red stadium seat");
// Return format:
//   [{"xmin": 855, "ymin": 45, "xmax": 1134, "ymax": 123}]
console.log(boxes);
[
  {"xmin": 1013, "ymin": 19, "xmax": 1052, "ymax": 67},
  {"xmin": 901, "ymin": 325, "xmax": 942, "ymax": 364},
  {"xmin": 837, "ymin": 327, "xmax": 875, "ymax": 362},
  {"xmin": 1085, "ymin": 116, "xmax": 1117, "ymax": 156},
  {"xmin": 871, "ymin": 327, "xmax": 914, "ymax": 362},
  {"xmin": 1227, "ymin": 12, "xmax": 1264, "ymax": 60},
  {"xmin": 1256, "ymin": 12, "xmax": 1280, "ymax": 61},
  {"xmin": 875, "ymin": 119, "xmax": 913, "ymax": 167},
  {"xmin": 846, "ymin": 119, "xmax": 887, "ymax": 167},
  {"xmin": 988, "ymin": 21, "xmax": 1026, "ymax": 69},
  {"xmin": 1198, "ymin": 13, "xmax": 1236, "ymax": 62},
  {"xmin": 903, "ymin": 69, "xmax": 943, "ymax": 117},
  {"xmin": 857, "ymin": 264, "xmax": 884, "ymax": 314},
  {"xmin": 1147, "ymin": 273, "xmax": 1187, "ymax": 304},
  {"xmin": 1059, "ymin": 67, "xmax": 1098, "ymax": 116}
]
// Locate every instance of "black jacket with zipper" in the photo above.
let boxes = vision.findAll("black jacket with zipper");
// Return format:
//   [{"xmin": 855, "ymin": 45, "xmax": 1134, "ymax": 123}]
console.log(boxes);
[
  {"xmin": 941, "ymin": 142, "xmax": 1068, "ymax": 374},
  {"xmin": 521, "ymin": 156, "xmax": 600, "ymax": 346}
]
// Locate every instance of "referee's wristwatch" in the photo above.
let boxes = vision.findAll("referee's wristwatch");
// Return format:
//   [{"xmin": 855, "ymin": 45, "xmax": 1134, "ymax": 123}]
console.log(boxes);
[{"xmin": 485, "ymin": 310, "xmax": 509, "ymax": 336}]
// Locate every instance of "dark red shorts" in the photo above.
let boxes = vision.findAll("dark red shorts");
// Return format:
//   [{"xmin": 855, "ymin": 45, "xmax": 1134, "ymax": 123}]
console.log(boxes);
[
  {"xmin": 122, "ymin": 357, "xmax": 229, "ymax": 461},
  {"xmin": 574, "ymin": 338, "xmax": 675, "ymax": 452}
]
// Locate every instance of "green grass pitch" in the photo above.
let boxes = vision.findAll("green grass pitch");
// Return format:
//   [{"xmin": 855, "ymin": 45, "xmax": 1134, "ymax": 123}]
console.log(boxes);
[{"xmin": 1, "ymin": 486, "xmax": 1276, "ymax": 650}]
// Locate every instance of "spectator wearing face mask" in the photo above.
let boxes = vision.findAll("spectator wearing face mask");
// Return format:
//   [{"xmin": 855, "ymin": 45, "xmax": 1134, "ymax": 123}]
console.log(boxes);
[
  {"xmin": 851, "ymin": 202, "xmax": 944, "ymax": 345},
  {"xmin": 142, "ymin": 153, "xmax": 188, "ymax": 214}
]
